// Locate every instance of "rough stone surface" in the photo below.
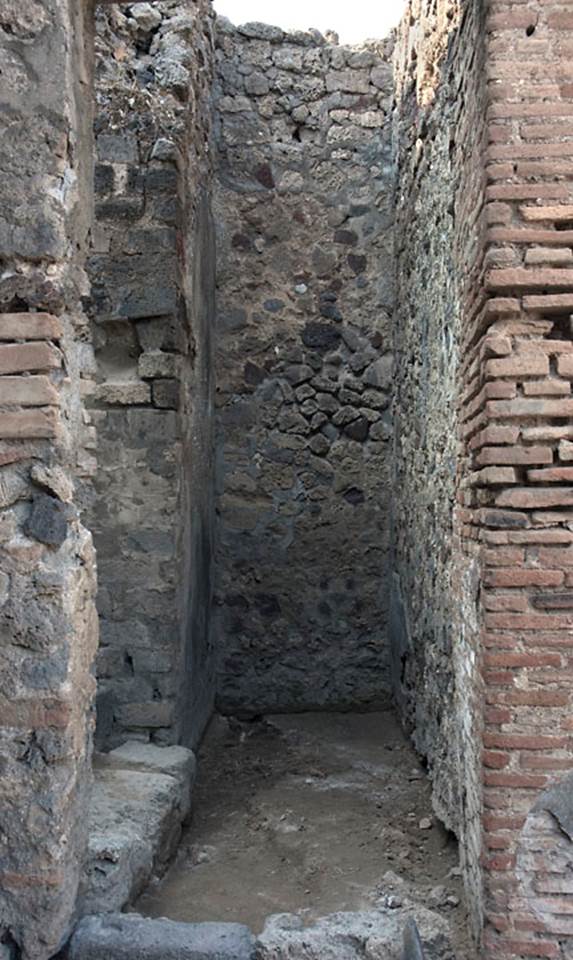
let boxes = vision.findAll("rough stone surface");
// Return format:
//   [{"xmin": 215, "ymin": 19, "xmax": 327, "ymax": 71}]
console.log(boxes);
[
  {"xmin": 391, "ymin": 0, "xmax": 486, "ymax": 934},
  {"xmin": 0, "ymin": 1, "xmax": 99, "ymax": 957},
  {"xmin": 213, "ymin": 22, "xmax": 395, "ymax": 713},
  {"xmin": 65, "ymin": 914, "xmax": 255, "ymax": 960},
  {"xmin": 256, "ymin": 909, "xmax": 454, "ymax": 960}
]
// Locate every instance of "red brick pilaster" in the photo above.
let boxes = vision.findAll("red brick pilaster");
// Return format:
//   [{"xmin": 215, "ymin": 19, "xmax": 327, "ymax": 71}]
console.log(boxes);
[{"xmin": 467, "ymin": 2, "xmax": 573, "ymax": 956}]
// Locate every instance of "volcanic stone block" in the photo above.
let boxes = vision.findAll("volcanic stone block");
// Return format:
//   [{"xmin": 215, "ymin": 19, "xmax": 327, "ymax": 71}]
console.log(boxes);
[
  {"xmin": 24, "ymin": 494, "xmax": 71, "ymax": 547},
  {"xmin": 94, "ymin": 381, "xmax": 151, "ymax": 405},
  {"xmin": 65, "ymin": 915, "xmax": 256, "ymax": 960},
  {"xmin": 82, "ymin": 762, "xmax": 186, "ymax": 915},
  {"xmin": 138, "ymin": 351, "xmax": 180, "ymax": 379},
  {"xmin": 96, "ymin": 133, "xmax": 138, "ymax": 164}
]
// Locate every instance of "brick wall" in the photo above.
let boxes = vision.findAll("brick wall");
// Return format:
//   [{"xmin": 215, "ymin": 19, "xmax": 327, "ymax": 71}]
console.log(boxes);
[{"xmin": 477, "ymin": 1, "xmax": 573, "ymax": 956}]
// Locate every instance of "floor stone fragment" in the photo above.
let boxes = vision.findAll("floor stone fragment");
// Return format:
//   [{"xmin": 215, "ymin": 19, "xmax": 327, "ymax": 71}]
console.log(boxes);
[{"xmin": 256, "ymin": 908, "xmax": 454, "ymax": 960}]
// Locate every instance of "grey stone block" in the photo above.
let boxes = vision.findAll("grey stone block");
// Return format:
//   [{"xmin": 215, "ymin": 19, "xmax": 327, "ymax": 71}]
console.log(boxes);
[
  {"xmin": 98, "ymin": 741, "xmax": 196, "ymax": 818},
  {"xmin": 138, "ymin": 351, "xmax": 180, "ymax": 379},
  {"xmin": 94, "ymin": 381, "xmax": 151, "ymax": 406},
  {"xmin": 126, "ymin": 409, "xmax": 178, "ymax": 445},
  {"xmin": 96, "ymin": 198, "xmax": 145, "ymax": 222},
  {"xmin": 152, "ymin": 379, "xmax": 180, "ymax": 409},
  {"xmin": 97, "ymin": 134, "xmax": 139, "ymax": 164},
  {"xmin": 125, "ymin": 228, "xmax": 176, "ymax": 256},
  {"xmin": 146, "ymin": 166, "xmax": 178, "ymax": 194},
  {"xmin": 151, "ymin": 138, "xmax": 178, "ymax": 162},
  {"xmin": 119, "ymin": 284, "xmax": 177, "ymax": 320},
  {"xmin": 66, "ymin": 914, "xmax": 256, "ymax": 960},
  {"xmin": 24, "ymin": 494, "xmax": 71, "ymax": 547},
  {"xmin": 364, "ymin": 355, "xmax": 394, "ymax": 390},
  {"xmin": 115, "ymin": 701, "xmax": 174, "ymax": 729},
  {"xmin": 95, "ymin": 164, "xmax": 114, "ymax": 195},
  {"xmin": 237, "ymin": 21, "xmax": 285, "ymax": 42},
  {"xmin": 82, "ymin": 758, "xmax": 190, "ymax": 915}
]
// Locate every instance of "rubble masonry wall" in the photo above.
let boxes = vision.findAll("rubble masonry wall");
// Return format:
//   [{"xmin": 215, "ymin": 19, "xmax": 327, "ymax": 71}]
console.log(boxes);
[
  {"xmin": 213, "ymin": 20, "xmax": 396, "ymax": 714},
  {"xmin": 86, "ymin": 0, "xmax": 217, "ymax": 750},
  {"xmin": 0, "ymin": 0, "xmax": 98, "ymax": 956}
]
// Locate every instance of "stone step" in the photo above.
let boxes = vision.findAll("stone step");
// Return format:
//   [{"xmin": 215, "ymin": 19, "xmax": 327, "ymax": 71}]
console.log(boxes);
[
  {"xmin": 64, "ymin": 914, "xmax": 255, "ymax": 960},
  {"xmin": 80, "ymin": 742, "xmax": 196, "ymax": 915}
]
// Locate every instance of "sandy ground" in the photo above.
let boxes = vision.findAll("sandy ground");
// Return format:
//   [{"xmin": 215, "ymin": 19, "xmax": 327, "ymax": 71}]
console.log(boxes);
[{"xmin": 136, "ymin": 711, "xmax": 477, "ymax": 957}]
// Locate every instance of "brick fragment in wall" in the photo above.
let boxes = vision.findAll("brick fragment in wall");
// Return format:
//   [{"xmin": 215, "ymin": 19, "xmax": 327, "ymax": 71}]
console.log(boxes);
[
  {"xmin": 0, "ymin": 376, "xmax": 59, "ymax": 406},
  {"xmin": 31, "ymin": 464, "xmax": 74, "ymax": 502},
  {"xmin": 0, "ymin": 409, "xmax": 58, "ymax": 440},
  {"xmin": 0, "ymin": 313, "xmax": 63, "ymax": 340},
  {"xmin": 0, "ymin": 341, "xmax": 61, "ymax": 375}
]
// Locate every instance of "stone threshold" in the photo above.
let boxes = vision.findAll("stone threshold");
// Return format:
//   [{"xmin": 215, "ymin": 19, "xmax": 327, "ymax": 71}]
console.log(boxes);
[
  {"xmin": 80, "ymin": 742, "xmax": 196, "ymax": 916},
  {"xmin": 63, "ymin": 910, "xmax": 437, "ymax": 959}
]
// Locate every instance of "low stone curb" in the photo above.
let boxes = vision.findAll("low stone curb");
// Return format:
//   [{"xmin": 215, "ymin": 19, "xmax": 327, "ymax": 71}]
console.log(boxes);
[{"xmin": 64, "ymin": 914, "xmax": 256, "ymax": 960}]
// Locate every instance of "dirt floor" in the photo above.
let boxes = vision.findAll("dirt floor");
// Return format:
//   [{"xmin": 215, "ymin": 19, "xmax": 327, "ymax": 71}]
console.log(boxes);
[{"xmin": 136, "ymin": 711, "xmax": 477, "ymax": 956}]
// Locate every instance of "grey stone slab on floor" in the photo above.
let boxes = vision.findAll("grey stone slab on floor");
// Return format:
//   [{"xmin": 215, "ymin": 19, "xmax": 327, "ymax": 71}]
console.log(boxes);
[{"xmin": 65, "ymin": 914, "xmax": 256, "ymax": 960}]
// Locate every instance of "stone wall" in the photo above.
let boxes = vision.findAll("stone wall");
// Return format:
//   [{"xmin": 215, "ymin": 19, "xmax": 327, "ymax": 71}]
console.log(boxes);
[
  {"xmin": 391, "ymin": 0, "xmax": 488, "ymax": 935},
  {"xmin": 0, "ymin": 0, "xmax": 98, "ymax": 956},
  {"xmin": 86, "ymin": 1, "xmax": 217, "ymax": 750},
  {"xmin": 4, "ymin": 2, "xmax": 573, "ymax": 956},
  {"xmin": 213, "ymin": 20, "xmax": 396, "ymax": 714}
]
